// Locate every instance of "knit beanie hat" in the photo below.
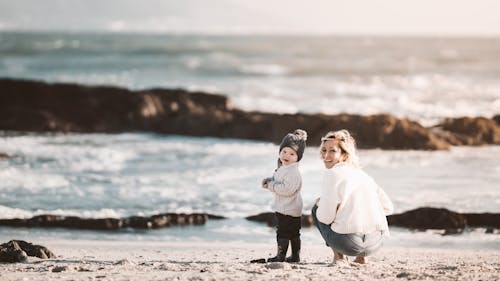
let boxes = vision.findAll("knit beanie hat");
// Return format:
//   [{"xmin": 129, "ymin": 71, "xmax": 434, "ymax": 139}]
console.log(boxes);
[{"xmin": 279, "ymin": 129, "xmax": 308, "ymax": 161}]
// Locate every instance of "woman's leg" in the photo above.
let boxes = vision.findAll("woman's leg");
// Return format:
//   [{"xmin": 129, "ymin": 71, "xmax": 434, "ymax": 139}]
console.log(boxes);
[
  {"xmin": 351, "ymin": 231, "xmax": 384, "ymax": 264},
  {"xmin": 313, "ymin": 205, "xmax": 368, "ymax": 256},
  {"xmin": 358, "ymin": 231, "xmax": 384, "ymax": 263},
  {"xmin": 311, "ymin": 204, "xmax": 335, "ymax": 247},
  {"xmin": 312, "ymin": 205, "xmax": 349, "ymax": 264}
]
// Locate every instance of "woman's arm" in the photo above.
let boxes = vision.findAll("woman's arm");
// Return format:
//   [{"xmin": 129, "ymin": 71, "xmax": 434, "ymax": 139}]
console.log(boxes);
[
  {"xmin": 377, "ymin": 187, "xmax": 394, "ymax": 215},
  {"xmin": 316, "ymin": 171, "xmax": 343, "ymax": 224}
]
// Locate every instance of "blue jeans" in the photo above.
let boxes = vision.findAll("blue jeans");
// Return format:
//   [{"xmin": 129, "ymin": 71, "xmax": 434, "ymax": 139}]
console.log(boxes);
[{"xmin": 312, "ymin": 204, "xmax": 384, "ymax": 257}]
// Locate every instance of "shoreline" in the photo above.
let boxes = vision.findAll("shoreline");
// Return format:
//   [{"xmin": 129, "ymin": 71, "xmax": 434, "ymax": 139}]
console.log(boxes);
[{"xmin": 1, "ymin": 239, "xmax": 499, "ymax": 280}]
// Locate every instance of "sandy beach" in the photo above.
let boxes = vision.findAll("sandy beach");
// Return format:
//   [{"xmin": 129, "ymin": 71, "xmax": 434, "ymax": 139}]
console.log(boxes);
[{"xmin": 1, "ymin": 239, "xmax": 499, "ymax": 281}]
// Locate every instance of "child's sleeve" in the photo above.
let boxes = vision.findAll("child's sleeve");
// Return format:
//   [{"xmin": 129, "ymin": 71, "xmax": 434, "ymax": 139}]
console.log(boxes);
[{"xmin": 268, "ymin": 171, "xmax": 301, "ymax": 197}]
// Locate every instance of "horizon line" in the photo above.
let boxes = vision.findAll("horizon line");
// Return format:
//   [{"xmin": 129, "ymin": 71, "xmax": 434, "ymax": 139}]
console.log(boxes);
[{"xmin": 2, "ymin": 28, "xmax": 500, "ymax": 39}]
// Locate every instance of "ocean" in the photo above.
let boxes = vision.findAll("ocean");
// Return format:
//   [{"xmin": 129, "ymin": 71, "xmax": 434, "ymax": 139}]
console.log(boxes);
[
  {"xmin": 1, "ymin": 32, "xmax": 499, "ymax": 125},
  {"xmin": 0, "ymin": 32, "xmax": 499, "ymax": 249}
]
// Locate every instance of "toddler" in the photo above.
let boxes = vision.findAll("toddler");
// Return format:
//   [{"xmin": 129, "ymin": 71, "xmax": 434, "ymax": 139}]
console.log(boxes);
[{"xmin": 262, "ymin": 129, "xmax": 307, "ymax": 262}]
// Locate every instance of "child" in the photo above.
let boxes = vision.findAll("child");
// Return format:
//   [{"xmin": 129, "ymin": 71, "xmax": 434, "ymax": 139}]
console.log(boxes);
[{"xmin": 262, "ymin": 129, "xmax": 307, "ymax": 263}]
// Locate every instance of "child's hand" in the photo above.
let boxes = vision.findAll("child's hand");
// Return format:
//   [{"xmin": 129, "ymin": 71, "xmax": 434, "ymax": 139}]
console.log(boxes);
[{"xmin": 261, "ymin": 177, "xmax": 271, "ymax": 188}]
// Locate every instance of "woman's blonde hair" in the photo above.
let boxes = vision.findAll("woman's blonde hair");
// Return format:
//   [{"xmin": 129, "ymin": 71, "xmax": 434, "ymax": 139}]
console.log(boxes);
[{"xmin": 320, "ymin": 129, "xmax": 359, "ymax": 167}]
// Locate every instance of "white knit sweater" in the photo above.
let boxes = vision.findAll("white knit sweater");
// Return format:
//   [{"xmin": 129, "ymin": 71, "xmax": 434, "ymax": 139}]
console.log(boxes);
[
  {"xmin": 267, "ymin": 162, "xmax": 303, "ymax": 217},
  {"xmin": 316, "ymin": 162, "xmax": 394, "ymax": 235}
]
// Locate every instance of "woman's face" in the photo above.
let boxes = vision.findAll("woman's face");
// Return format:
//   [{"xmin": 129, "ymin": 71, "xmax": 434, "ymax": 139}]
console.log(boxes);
[{"xmin": 320, "ymin": 140, "xmax": 345, "ymax": 169}]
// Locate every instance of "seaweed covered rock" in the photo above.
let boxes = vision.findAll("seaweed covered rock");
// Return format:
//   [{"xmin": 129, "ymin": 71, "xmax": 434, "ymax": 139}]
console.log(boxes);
[{"xmin": 0, "ymin": 240, "xmax": 55, "ymax": 263}]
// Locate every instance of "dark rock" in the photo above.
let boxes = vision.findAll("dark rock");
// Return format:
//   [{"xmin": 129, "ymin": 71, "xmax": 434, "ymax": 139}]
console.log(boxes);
[
  {"xmin": 463, "ymin": 213, "xmax": 500, "ymax": 228},
  {"xmin": 0, "ymin": 78, "xmax": 230, "ymax": 134},
  {"xmin": 0, "ymin": 240, "xmax": 55, "ymax": 263},
  {"xmin": 0, "ymin": 212, "xmax": 220, "ymax": 231},
  {"xmin": 387, "ymin": 207, "xmax": 466, "ymax": 230},
  {"xmin": 0, "ymin": 218, "xmax": 29, "ymax": 227},
  {"xmin": 11, "ymin": 240, "xmax": 56, "ymax": 259},
  {"xmin": 493, "ymin": 115, "xmax": 500, "ymax": 126},
  {"xmin": 0, "ymin": 78, "xmax": 452, "ymax": 150},
  {"xmin": 191, "ymin": 213, "xmax": 208, "ymax": 225},
  {"xmin": 0, "ymin": 152, "xmax": 13, "ymax": 160},
  {"xmin": 62, "ymin": 217, "xmax": 123, "ymax": 230},
  {"xmin": 301, "ymin": 214, "xmax": 314, "ymax": 227},
  {"xmin": 226, "ymin": 112, "xmax": 450, "ymax": 150},
  {"xmin": 485, "ymin": 228, "xmax": 494, "ymax": 234},
  {"xmin": 125, "ymin": 216, "xmax": 153, "ymax": 229},
  {"xmin": 246, "ymin": 212, "xmax": 314, "ymax": 227},
  {"xmin": 396, "ymin": 272, "xmax": 411, "ymax": 278},
  {"xmin": 123, "ymin": 213, "xmax": 210, "ymax": 229},
  {"xmin": 3, "ymin": 216, "xmax": 127, "ymax": 230},
  {"xmin": 29, "ymin": 215, "xmax": 67, "ymax": 227},
  {"xmin": 52, "ymin": 266, "xmax": 69, "ymax": 272},
  {"xmin": 0, "ymin": 240, "xmax": 28, "ymax": 263},
  {"xmin": 206, "ymin": 214, "xmax": 226, "ymax": 220},
  {"xmin": 234, "ymin": 208, "xmax": 500, "ymax": 232},
  {"xmin": 438, "ymin": 117, "xmax": 500, "ymax": 145},
  {"xmin": 246, "ymin": 212, "xmax": 278, "ymax": 227}
]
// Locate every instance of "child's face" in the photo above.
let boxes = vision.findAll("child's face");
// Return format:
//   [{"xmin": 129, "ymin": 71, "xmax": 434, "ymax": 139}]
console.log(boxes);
[
  {"xmin": 320, "ymin": 140, "xmax": 345, "ymax": 169},
  {"xmin": 279, "ymin": 147, "xmax": 298, "ymax": 166}
]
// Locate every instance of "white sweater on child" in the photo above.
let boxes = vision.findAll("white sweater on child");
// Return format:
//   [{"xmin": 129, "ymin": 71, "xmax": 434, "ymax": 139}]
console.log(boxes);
[
  {"xmin": 316, "ymin": 162, "xmax": 394, "ymax": 235},
  {"xmin": 267, "ymin": 162, "xmax": 303, "ymax": 217}
]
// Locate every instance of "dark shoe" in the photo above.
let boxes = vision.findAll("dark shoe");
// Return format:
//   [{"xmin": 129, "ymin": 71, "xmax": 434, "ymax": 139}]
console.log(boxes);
[
  {"xmin": 250, "ymin": 258, "xmax": 266, "ymax": 263},
  {"xmin": 267, "ymin": 238, "xmax": 289, "ymax": 262},
  {"xmin": 285, "ymin": 237, "xmax": 300, "ymax": 263}
]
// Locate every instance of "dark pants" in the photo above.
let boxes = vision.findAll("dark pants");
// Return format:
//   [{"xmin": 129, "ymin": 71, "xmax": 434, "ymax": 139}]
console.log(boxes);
[{"xmin": 276, "ymin": 212, "xmax": 301, "ymax": 239}]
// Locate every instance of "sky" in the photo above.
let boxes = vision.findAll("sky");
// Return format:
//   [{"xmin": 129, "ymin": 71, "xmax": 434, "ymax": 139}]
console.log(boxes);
[{"xmin": 0, "ymin": 0, "xmax": 499, "ymax": 36}]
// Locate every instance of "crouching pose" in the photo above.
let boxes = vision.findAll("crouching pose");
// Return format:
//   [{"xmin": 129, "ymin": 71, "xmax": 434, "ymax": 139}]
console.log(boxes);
[{"xmin": 313, "ymin": 129, "xmax": 394, "ymax": 265}]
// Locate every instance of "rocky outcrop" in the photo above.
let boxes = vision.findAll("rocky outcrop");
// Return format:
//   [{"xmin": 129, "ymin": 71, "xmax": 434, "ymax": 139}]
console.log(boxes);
[
  {"xmin": 493, "ymin": 115, "xmax": 500, "ymax": 125},
  {"xmin": 0, "ymin": 153, "xmax": 13, "ymax": 160},
  {"xmin": 435, "ymin": 117, "xmax": 500, "ymax": 145},
  {"xmin": 247, "ymin": 208, "xmax": 500, "ymax": 235},
  {"xmin": 245, "ymin": 212, "xmax": 313, "ymax": 227},
  {"xmin": 387, "ymin": 207, "xmax": 500, "ymax": 234},
  {"xmin": 246, "ymin": 212, "xmax": 278, "ymax": 227},
  {"xmin": 0, "ymin": 78, "xmax": 464, "ymax": 150},
  {"xmin": 463, "ymin": 213, "xmax": 500, "ymax": 228},
  {"xmin": 387, "ymin": 207, "xmax": 467, "ymax": 231},
  {"xmin": 0, "ymin": 213, "xmax": 224, "ymax": 231},
  {"xmin": 231, "ymin": 112, "xmax": 450, "ymax": 149},
  {"xmin": 0, "ymin": 78, "xmax": 230, "ymax": 134},
  {"xmin": 2, "ymin": 78, "xmax": 498, "ymax": 149},
  {"xmin": 0, "ymin": 240, "xmax": 55, "ymax": 263}
]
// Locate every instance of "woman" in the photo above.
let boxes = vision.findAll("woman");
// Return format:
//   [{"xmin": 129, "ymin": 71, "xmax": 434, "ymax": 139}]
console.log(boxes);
[{"xmin": 312, "ymin": 129, "xmax": 394, "ymax": 265}]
